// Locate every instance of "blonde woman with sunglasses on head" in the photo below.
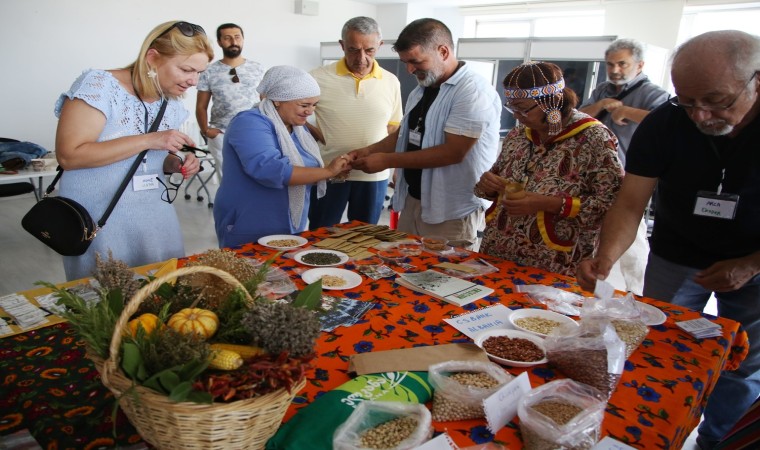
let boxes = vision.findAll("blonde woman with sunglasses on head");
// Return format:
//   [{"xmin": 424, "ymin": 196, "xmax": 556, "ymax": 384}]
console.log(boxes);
[{"xmin": 54, "ymin": 21, "xmax": 213, "ymax": 280}]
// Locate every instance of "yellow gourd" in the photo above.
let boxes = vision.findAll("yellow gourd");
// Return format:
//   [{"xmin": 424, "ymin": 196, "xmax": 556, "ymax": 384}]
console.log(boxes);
[
  {"xmin": 127, "ymin": 313, "xmax": 160, "ymax": 337},
  {"xmin": 167, "ymin": 308, "xmax": 219, "ymax": 339}
]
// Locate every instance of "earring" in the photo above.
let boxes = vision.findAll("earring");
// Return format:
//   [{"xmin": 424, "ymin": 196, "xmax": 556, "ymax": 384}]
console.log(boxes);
[{"xmin": 147, "ymin": 67, "xmax": 157, "ymax": 79}]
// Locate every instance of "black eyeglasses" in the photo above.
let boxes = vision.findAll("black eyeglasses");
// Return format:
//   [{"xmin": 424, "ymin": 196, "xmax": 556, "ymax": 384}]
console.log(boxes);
[
  {"xmin": 181, "ymin": 144, "xmax": 210, "ymax": 158},
  {"xmin": 504, "ymin": 102, "xmax": 539, "ymax": 116},
  {"xmin": 157, "ymin": 153, "xmax": 185, "ymax": 203},
  {"xmin": 153, "ymin": 21, "xmax": 206, "ymax": 45},
  {"xmin": 229, "ymin": 68, "xmax": 240, "ymax": 83},
  {"xmin": 670, "ymin": 73, "xmax": 758, "ymax": 111}
]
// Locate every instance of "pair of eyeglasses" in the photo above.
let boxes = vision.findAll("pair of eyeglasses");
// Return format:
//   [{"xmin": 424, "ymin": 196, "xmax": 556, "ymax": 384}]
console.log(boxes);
[
  {"xmin": 180, "ymin": 144, "xmax": 210, "ymax": 158},
  {"xmin": 153, "ymin": 21, "xmax": 206, "ymax": 45},
  {"xmin": 229, "ymin": 68, "xmax": 240, "ymax": 83},
  {"xmin": 669, "ymin": 73, "xmax": 757, "ymax": 111},
  {"xmin": 504, "ymin": 102, "xmax": 539, "ymax": 116},
  {"xmin": 157, "ymin": 153, "xmax": 185, "ymax": 203}
]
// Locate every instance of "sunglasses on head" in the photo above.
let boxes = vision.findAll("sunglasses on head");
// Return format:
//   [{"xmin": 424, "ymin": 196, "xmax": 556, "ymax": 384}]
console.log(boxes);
[
  {"xmin": 153, "ymin": 21, "xmax": 206, "ymax": 45},
  {"xmin": 229, "ymin": 67, "xmax": 240, "ymax": 83}
]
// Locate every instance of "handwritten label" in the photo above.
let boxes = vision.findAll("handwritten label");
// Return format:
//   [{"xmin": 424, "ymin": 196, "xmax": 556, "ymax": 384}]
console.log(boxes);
[
  {"xmin": 484, "ymin": 371, "xmax": 531, "ymax": 433},
  {"xmin": 591, "ymin": 436, "xmax": 638, "ymax": 450},
  {"xmin": 413, "ymin": 433, "xmax": 457, "ymax": 450},
  {"xmin": 443, "ymin": 304, "xmax": 513, "ymax": 339}
]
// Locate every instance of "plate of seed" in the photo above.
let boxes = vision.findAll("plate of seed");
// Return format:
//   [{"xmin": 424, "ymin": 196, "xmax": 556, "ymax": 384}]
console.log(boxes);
[
  {"xmin": 509, "ymin": 308, "xmax": 579, "ymax": 338},
  {"xmin": 295, "ymin": 249, "xmax": 349, "ymax": 267},
  {"xmin": 301, "ymin": 268, "xmax": 362, "ymax": 290},
  {"xmin": 258, "ymin": 234, "xmax": 308, "ymax": 250}
]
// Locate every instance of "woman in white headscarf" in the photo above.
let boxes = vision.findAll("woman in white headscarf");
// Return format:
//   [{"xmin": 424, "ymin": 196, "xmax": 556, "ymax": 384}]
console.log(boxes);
[{"xmin": 213, "ymin": 66, "xmax": 350, "ymax": 247}]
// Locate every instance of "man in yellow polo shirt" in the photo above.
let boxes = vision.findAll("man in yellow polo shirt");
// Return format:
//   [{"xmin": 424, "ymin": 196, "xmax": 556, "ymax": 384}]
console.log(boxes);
[{"xmin": 307, "ymin": 16, "xmax": 403, "ymax": 229}]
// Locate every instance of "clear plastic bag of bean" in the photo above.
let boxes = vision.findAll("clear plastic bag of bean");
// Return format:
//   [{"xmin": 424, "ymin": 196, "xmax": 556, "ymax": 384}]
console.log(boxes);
[
  {"xmin": 517, "ymin": 379, "xmax": 606, "ymax": 450},
  {"xmin": 333, "ymin": 401, "xmax": 433, "ymax": 450},
  {"xmin": 545, "ymin": 320, "xmax": 626, "ymax": 398},
  {"xmin": 580, "ymin": 292, "xmax": 650, "ymax": 358},
  {"xmin": 428, "ymin": 360, "xmax": 514, "ymax": 422}
]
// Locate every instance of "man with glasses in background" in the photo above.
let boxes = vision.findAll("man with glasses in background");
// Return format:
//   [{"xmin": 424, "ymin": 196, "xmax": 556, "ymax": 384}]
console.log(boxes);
[
  {"xmin": 579, "ymin": 38, "xmax": 671, "ymax": 295},
  {"xmin": 196, "ymin": 23, "xmax": 265, "ymax": 178},
  {"xmin": 577, "ymin": 30, "xmax": 760, "ymax": 450}
]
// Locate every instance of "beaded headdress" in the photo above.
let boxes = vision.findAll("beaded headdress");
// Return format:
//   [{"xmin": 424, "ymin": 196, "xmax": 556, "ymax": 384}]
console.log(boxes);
[{"xmin": 504, "ymin": 61, "xmax": 565, "ymax": 135}]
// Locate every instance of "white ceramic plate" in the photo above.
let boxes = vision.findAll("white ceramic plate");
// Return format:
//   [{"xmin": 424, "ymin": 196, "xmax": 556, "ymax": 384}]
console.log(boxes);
[
  {"xmin": 301, "ymin": 268, "xmax": 362, "ymax": 290},
  {"xmin": 295, "ymin": 249, "xmax": 349, "ymax": 267},
  {"xmin": 509, "ymin": 308, "xmax": 579, "ymax": 338},
  {"xmin": 258, "ymin": 234, "xmax": 308, "ymax": 250},
  {"xmin": 636, "ymin": 301, "xmax": 667, "ymax": 326},
  {"xmin": 474, "ymin": 329, "xmax": 548, "ymax": 367}
]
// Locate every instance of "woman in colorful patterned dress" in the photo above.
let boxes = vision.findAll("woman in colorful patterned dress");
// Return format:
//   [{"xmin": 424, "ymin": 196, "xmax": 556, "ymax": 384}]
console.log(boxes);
[{"xmin": 474, "ymin": 61, "xmax": 623, "ymax": 276}]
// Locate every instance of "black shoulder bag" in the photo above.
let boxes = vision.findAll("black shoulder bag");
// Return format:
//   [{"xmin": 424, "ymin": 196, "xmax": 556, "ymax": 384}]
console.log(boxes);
[
  {"xmin": 595, "ymin": 79, "xmax": 647, "ymax": 121},
  {"xmin": 22, "ymin": 99, "xmax": 168, "ymax": 256}
]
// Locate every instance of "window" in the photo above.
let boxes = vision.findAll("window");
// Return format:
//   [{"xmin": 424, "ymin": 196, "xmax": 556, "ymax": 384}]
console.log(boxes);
[
  {"xmin": 466, "ymin": 10, "xmax": 604, "ymax": 38},
  {"xmin": 678, "ymin": 3, "xmax": 760, "ymax": 44}
]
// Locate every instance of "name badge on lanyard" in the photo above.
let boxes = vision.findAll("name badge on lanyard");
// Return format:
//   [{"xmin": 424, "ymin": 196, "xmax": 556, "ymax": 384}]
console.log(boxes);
[
  {"xmin": 409, "ymin": 129, "xmax": 422, "ymax": 147},
  {"xmin": 693, "ymin": 190, "xmax": 739, "ymax": 220}
]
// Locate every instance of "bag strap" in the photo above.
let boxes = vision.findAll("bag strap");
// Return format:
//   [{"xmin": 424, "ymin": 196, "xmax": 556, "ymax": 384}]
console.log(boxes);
[
  {"xmin": 45, "ymin": 98, "xmax": 169, "ymax": 230},
  {"xmin": 595, "ymin": 79, "xmax": 647, "ymax": 121}
]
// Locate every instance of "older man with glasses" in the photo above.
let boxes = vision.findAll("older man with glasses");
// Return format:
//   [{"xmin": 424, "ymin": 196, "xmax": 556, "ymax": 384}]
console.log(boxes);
[
  {"xmin": 196, "ymin": 23, "xmax": 265, "ymax": 178},
  {"xmin": 577, "ymin": 30, "xmax": 760, "ymax": 450}
]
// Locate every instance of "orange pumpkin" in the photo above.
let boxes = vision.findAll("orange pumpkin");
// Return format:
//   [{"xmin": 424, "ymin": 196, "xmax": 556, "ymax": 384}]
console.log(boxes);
[
  {"xmin": 127, "ymin": 313, "xmax": 160, "ymax": 337},
  {"xmin": 167, "ymin": 308, "xmax": 219, "ymax": 339}
]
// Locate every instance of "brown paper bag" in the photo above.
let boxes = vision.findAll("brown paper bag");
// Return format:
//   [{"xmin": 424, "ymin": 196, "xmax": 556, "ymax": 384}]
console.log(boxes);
[{"xmin": 348, "ymin": 343, "xmax": 490, "ymax": 375}]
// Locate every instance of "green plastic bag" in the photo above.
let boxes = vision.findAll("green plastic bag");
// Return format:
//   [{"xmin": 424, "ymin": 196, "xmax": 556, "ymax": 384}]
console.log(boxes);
[{"xmin": 266, "ymin": 371, "xmax": 432, "ymax": 450}]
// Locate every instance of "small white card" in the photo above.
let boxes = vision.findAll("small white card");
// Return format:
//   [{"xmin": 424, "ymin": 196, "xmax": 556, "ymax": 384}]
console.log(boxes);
[
  {"xmin": 413, "ymin": 433, "xmax": 457, "ymax": 450},
  {"xmin": 694, "ymin": 193, "xmax": 738, "ymax": 220},
  {"xmin": 594, "ymin": 278, "xmax": 616, "ymax": 299},
  {"xmin": 591, "ymin": 436, "xmax": 638, "ymax": 450},
  {"xmin": 133, "ymin": 174, "xmax": 159, "ymax": 191},
  {"xmin": 484, "ymin": 371, "xmax": 532, "ymax": 434},
  {"xmin": 443, "ymin": 304, "xmax": 513, "ymax": 340}
]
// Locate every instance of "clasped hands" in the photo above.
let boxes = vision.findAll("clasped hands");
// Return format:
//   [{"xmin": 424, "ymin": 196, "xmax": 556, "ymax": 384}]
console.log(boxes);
[{"xmin": 599, "ymin": 98, "xmax": 630, "ymax": 126}]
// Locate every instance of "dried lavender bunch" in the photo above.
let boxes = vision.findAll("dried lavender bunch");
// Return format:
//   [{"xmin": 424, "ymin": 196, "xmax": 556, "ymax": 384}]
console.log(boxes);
[
  {"xmin": 241, "ymin": 301, "xmax": 321, "ymax": 358},
  {"xmin": 93, "ymin": 251, "xmax": 143, "ymax": 301}
]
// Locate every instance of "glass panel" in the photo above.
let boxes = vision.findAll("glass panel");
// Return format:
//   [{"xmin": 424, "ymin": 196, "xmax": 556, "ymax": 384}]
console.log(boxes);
[{"xmin": 476, "ymin": 21, "xmax": 531, "ymax": 38}]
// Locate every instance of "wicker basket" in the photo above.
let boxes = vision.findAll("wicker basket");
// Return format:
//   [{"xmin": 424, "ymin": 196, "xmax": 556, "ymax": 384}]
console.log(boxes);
[{"xmin": 99, "ymin": 265, "xmax": 306, "ymax": 450}]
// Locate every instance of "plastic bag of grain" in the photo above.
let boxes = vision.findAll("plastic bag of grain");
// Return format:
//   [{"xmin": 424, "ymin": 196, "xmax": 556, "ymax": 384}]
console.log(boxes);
[
  {"xmin": 517, "ymin": 379, "xmax": 606, "ymax": 450},
  {"xmin": 581, "ymin": 292, "xmax": 649, "ymax": 358},
  {"xmin": 545, "ymin": 320, "xmax": 626, "ymax": 398},
  {"xmin": 333, "ymin": 401, "xmax": 432, "ymax": 450},
  {"xmin": 428, "ymin": 360, "xmax": 514, "ymax": 421}
]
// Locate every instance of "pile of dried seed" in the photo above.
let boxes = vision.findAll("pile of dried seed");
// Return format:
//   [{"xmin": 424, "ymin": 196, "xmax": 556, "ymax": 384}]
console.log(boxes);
[
  {"xmin": 547, "ymin": 348, "xmax": 620, "ymax": 398},
  {"xmin": 266, "ymin": 239, "xmax": 301, "ymax": 248},
  {"xmin": 358, "ymin": 416, "xmax": 419, "ymax": 449},
  {"xmin": 301, "ymin": 252, "xmax": 342, "ymax": 266},
  {"xmin": 432, "ymin": 372, "xmax": 499, "ymax": 421},
  {"xmin": 611, "ymin": 319, "xmax": 649, "ymax": 358},
  {"xmin": 521, "ymin": 400, "xmax": 598, "ymax": 450},
  {"xmin": 514, "ymin": 317, "xmax": 563, "ymax": 335},
  {"xmin": 483, "ymin": 336, "xmax": 544, "ymax": 362}
]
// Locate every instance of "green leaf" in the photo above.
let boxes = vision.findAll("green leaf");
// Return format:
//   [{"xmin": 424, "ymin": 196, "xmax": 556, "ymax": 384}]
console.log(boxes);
[
  {"xmin": 106, "ymin": 288, "xmax": 124, "ymax": 316},
  {"xmin": 157, "ymin": 370, "xmax": 181, "ymax": 392},
  {"xmin": 168, "ymin": 381, "xmax": 193, "ymax": 402},
  {"xmin": 178, "ymin": 358, "xmax": 210, "ymax": 381},
  {"xmin": 185, "ymin": 390, "xmax": 213, "ymax": 404},
  {"xmin": 121, "ymin": 343, "xmax": 141, "ymax": 379},
  {"xmin": 293, "ymin": 278, "xmax": 322, "ymax": 310}
]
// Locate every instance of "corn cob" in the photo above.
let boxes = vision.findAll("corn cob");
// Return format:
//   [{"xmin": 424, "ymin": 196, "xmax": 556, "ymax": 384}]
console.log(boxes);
[
  {"xmin": 209, "ymin": 343, "xmax": 267, "ymax": 360},
  {"xmin": 208, "ymin": 349, "xmax": 243, "ymax": 370}
]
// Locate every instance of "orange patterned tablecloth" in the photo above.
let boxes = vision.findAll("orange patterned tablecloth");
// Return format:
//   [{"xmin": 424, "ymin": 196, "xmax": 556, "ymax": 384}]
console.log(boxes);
[
  {"xmin": 211, "ymin": 224, "xmax": 748, "ymax": 449},
  {"xmin": 0, "ymin": 224, "xmax": 747, "ymax": 450}
]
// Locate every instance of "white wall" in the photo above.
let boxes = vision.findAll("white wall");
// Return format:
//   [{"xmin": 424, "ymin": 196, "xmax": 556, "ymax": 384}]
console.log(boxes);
[{"xmin": 0, "ymin": 0, "xmax": 380, "ymax": 150}]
